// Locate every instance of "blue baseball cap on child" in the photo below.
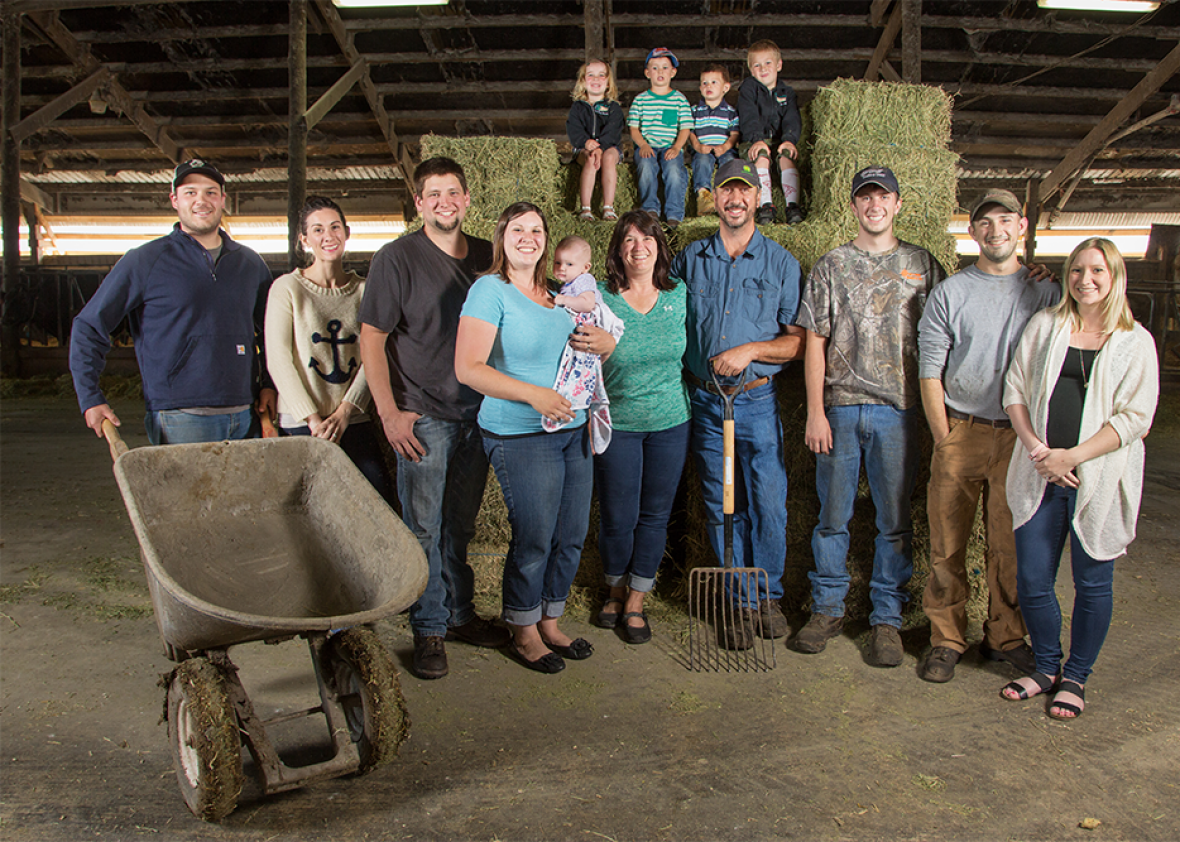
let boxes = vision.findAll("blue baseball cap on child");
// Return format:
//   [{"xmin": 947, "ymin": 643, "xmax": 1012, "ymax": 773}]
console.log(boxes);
[{"xmin": 645, "ymin": 47, "xmax": 679, "ymax": 68}]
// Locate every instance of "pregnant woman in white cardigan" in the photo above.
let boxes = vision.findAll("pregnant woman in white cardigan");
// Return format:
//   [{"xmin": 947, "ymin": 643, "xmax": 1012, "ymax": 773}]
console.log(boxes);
[{"xmin": 1000, "ymin": 237, "xmax": 1158, "ymax": 720}]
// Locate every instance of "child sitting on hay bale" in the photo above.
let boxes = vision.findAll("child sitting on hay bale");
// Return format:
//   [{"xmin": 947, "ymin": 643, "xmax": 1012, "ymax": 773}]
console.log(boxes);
[
  {"xmin": 738, "ymin": 39, "xmax": 805, "ymax": 226},
  {"xmin": 566, "ymin": 59, "xmax": 625, "ymax": 223},
  {"xmin": 628, "ymin": 47, "xmax": 693, "ymax": 229}
]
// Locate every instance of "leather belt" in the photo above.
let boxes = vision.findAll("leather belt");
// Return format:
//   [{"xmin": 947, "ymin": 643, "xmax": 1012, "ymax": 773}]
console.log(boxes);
[
  {"xmin": 685, "ymin": 370, "xmax": 773, "ymax": 396},
  {"xmin": 946, "ymin": 407, "xmax": 1011, "ymax": 429}
]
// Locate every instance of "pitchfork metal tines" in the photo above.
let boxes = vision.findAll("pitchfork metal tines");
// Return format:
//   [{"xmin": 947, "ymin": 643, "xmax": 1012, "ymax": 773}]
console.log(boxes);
[{"xmin": 687, "ymin": 567, "xmax": 777, "ymax": 672}]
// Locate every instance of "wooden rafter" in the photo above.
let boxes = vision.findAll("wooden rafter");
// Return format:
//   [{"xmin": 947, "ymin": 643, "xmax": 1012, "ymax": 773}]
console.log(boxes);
[
  {"xmin": 864, "ymin": 2, "xmax": 901, "ymax": 82},
  {"xmin": 1039, "ymin": 39, "xmax": 1180, "ymax": 199},
  {"xmin": 310, "ymin": 0, "xmax": 412, "ymax": 182},
  {"xmin": 24, "ymin": 10, "xmax": 179, "ymax": 162}
]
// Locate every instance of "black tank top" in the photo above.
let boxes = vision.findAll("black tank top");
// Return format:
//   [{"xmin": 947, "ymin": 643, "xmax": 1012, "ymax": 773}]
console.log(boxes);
[{"xmin": 1046, "ymin": 347, "xmax": 1098, "ymax": 449}]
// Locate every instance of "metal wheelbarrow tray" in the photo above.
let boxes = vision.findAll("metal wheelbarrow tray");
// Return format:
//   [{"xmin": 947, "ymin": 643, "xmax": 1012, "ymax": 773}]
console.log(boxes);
[{"xmin": 107, "ymin": 431, "xmax": 427, "ymax": 821}]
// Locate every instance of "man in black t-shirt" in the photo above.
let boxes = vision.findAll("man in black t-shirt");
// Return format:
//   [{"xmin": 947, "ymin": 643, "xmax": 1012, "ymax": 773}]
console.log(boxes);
[{"xmin": 359, "ymin": 158, "xmax": 508, "ymax": 679}]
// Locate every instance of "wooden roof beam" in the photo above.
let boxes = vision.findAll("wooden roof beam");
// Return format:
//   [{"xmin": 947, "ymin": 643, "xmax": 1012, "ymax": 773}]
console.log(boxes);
[
  {"xmin": 1040, "ymin": 39, "xmax": 1180, "ymax": 199},
  {"xmin": 311, "ymin": 0, "xmax": 411, "ymax": 182},
  {"xmin": 24, "ymin": 10, "xmax": 178, "ymax": 162},
  {"xmin": 9, "ymin": 66, "xmax": 108, "ymax": 143},
  {"xmin": 864, "ymin": 2, "xmax": 901, "ymax": 82}
]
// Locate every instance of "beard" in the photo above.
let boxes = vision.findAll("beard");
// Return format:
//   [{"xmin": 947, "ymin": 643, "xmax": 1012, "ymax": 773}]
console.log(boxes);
[{"xmin": 979, "ymin": 237, "xmax": 1018, "ymax": 263}]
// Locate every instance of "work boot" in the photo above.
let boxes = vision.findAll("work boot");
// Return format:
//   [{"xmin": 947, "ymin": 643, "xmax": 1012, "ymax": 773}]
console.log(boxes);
[
  {"xmin": 412, "ymin": 635, "xmax": 448, "ymax": 679},
  {"xmin": 755, "ymin": 203, "xmax": 777, "ymax": 225},
  {"xmin": 757, "ymin": 598, "xmax": 789, "ymax": 639},
  {"xmin": 919, "ymin": 646, "xmax": 961, "ymax": 683},
  {"xmin": 979, "ymin": 640, "xmax": 1036, "ymax": 674},
  {"xmin": 697, "ymin": 188, "xmax": 715, "ymax": 215},
  {"xmin": 789, "ymin": 613, "xmax": 843, "ymax": 654},
  {"xmin": 719, "ymin": 607, "xmax": 755, "ymax": 651},
  {"xmin": 869, "ymin": 624, "xmax": 904, "ymax": 667},
  {"xmin": 446, "ymin": 616, "xmax": 511, "ymax": 648}
]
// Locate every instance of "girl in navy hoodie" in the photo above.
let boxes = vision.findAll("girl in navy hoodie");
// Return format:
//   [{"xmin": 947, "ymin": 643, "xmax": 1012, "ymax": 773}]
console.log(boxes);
[{"xmin": 566, "ymin": 59, "xmax": 624, "ymax": 223}]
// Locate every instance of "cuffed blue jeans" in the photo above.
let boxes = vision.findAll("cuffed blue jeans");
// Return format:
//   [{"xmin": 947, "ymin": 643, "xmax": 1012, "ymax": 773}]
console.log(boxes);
[
  {"xmin": 690, "ymin": 381, "xmax": 787, "ymax": 605},
  {"xmin": 593, "ymin": 421, "xmax": 690, "ymax": 593},
  {"xmin": 810, "ymin": 404, "xmax": 918, "ymax": 628},
  {"xmin": 635, "ymin": 148, "xmax": 688, "ymax": 222},
  {"xmin": 397, "ymin": 416, "xmax": 488, "ymax": 638},
  {"xmin": 280, "ymin": 421, "xmax": 396, "ymax": 508},
  {"xmin": 484, "ymin": 426, "xmax": 594, "ymax": 626},
  {"xmin": 145, "ymin": 407, "xmax": 253, "ymax": 445},
  {"xmin": 1014, "ymin": 483, "xmax": 1114, "ymax": 685},
  {"xmin": 692, "ymin": 149, "xmax": 736, "ymax": 192}
]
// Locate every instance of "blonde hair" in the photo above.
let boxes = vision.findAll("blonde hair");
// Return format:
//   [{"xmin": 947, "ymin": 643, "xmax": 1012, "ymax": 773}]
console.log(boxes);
[
  {"xmin": 1053, "ymin": 237, "xmax": 1135, "ymax": 334},
  {"xmin": 571, "ymin": 59, "xmax": 619, "ymax": 103},
  {"xmin": 747, "ymin": 40, "xmax": 782, "ymax": 64}
]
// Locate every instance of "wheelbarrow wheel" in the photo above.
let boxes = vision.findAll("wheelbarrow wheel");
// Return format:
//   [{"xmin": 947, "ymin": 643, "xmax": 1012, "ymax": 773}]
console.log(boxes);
[
  {"xmin": 165, "ymin": 658, "xmax": 244, "ymax": 822},
  {"xmin": 325, "ymin": 627, "xmax": 409, "ymax": 774}
]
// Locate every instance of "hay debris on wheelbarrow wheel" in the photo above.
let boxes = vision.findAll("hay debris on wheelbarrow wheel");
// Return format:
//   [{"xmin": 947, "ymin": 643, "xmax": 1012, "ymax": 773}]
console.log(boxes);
[
  {"xmin": 163, "ymin": 658, "xmax": 245, "ymax": 822},
  {"xmin": 324, "ymin": 627, "xmax": 410, "ymax": 775}
]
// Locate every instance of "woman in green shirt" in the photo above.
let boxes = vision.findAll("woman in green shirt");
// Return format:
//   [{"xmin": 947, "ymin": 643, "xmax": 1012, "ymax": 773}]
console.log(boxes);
[{"xmin": 592, "ymin": 210, "xmax": 691, "ymax": 644}]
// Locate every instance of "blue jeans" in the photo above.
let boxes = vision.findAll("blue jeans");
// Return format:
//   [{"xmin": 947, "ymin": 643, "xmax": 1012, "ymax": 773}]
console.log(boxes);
[
  {"xmin": 484, "ymin": 427, "xmax": 594, "ymax": 626},
  {"xmin": 690, "ymin": 381, "xmax": 787, "ymax": 605},
  {"xmin": 280, "ymin": 421, "xmax": 396, "ymax": 509},
  {"xmin": 692, "ymin": 149, "xmax": 736, "ymax": 192},
  {"xmin": 396, "ymin": 416, "xmax": 488, "ymax": 638},
  {"xmin": 635, "ymin": 148, "xmax": 688, "ymax": 222},
  {"xmin": 810, "ymin": 404, "xmax": 918, "ymax": 628},
  {"xmin": 145, "ymin": 407, "xmax": 253, "ymax": 445},
  {"xmin": 1014, "ymin": 484, "xmax": 1114, "ymax": 684},
  {"xmin": 593, "ymin": 421, "xmax": 690, "ymax": 593}
]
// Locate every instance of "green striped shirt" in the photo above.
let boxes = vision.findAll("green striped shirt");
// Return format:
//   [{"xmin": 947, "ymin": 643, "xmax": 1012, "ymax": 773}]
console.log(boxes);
[{"xmin": 628, "ymin": 90, "xmax": 693, "ymax": 149}]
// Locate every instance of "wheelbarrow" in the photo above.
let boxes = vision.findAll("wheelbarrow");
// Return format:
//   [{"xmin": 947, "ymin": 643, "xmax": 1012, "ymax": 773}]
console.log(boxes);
[{"xmin": 102, "ymin": 422, "xmax": 428, "ymax": 821}]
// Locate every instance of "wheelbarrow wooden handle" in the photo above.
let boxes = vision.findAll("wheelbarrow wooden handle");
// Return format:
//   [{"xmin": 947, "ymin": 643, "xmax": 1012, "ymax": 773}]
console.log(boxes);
[{"xmin": 102, "ymin": 419, "xmax": 129, "ymax": 462}]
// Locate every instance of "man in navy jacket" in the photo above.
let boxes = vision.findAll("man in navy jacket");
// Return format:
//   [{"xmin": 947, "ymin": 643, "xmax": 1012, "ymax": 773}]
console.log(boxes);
[{"xmin": 70, "ymin": 159, "xmax": 275, "ymax": 444}]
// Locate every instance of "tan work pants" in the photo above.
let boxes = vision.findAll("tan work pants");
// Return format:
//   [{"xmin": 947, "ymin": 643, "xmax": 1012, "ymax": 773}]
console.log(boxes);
[{"xmin": 922, "ymin": 417, "xmax": 1026, "ymax": 653}]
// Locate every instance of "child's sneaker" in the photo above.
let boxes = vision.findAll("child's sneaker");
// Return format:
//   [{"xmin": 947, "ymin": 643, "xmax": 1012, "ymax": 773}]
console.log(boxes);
[
  {"xmin": 784, "ymin": 203, "xmax": 805, "ymax": 225},
  {"xmin": 755, "ymin": 203, "xmax": 777, "ymax": 225},
  {"xmin": 697, "ymin": 188, "xmax": 715, "ymax": 215}
]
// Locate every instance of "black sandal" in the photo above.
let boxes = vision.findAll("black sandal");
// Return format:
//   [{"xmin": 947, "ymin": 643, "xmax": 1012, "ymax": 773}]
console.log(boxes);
[
  {"xmin": 1000, "ymin": 671, "xmax": 1058, "ymax": 701},
  {"xmin": 1048, "ymin": 680, "xmax": 1085, "ymax": 720},
  {"xmin": 594, "ymin": 598, "xmax": 623, "ymax": 629},
  {"xmin": 620, "ymin": 612, "xmax": 652, "ymax": 645}
]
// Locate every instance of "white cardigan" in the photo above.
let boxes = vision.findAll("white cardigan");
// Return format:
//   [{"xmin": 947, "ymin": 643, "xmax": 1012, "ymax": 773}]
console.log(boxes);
[{"xmin": 1003, "ymin": 309, "xmax": 1158, "ymax": 560}]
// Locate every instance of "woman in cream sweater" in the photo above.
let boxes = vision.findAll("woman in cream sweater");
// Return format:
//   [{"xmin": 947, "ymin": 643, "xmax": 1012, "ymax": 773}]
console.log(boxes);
[
  {"xmin": 1000, "ymin": 237, "xmax": 1158, "ymax": 720},
  {"xmin": 265, "ymin": 196, "xmax": 394, "ymax": 504}
]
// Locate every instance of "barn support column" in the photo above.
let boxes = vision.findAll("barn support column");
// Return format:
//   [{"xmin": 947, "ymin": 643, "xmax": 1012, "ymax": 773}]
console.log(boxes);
[
  {"xmin": 2, "ymin": 8, "xmax": 23, "ymax": 377},
  {"xmin": 1024, "ymin": 178, "xmax": 1040, "ymax": 266},
  {"xmin": 584, "ymin": 0, "xmax": 604, "ymax": 62},
  {"xmin": 901, "ymin": 0, "xmax": 921, "ymax": 84},
  {"xmin": 288, "ymin": 0, "xmax": 308, "ymax": 269}
]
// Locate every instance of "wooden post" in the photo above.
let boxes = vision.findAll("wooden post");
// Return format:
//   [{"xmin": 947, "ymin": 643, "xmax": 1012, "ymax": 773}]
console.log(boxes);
[
  {"xmin": 1024, "ymin": 178, "xmax": 1040, "ymax": 266},
  {"xmin": 901, "ymin": 0, "xmax": 921, "ymax": 84},
  {"xmin": 2, "ymin": 7, "xmax": 24, "ymax": 376},
  {"xmin": 23, "ymin": 203, "xmax": 39, "ymax": 268},
  {"xmin": 584, "ymin": 0, "xmax": 604, "ymax": 63},
  {"xmin": 288, "ymin": 0, "xmax": 308, "ymax": 269}
]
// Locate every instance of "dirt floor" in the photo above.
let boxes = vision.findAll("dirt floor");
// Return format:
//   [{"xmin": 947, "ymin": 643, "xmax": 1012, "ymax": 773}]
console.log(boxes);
[{"xmin": 2, "ymin": 394, "xmax": 1179, "ymax": 842}]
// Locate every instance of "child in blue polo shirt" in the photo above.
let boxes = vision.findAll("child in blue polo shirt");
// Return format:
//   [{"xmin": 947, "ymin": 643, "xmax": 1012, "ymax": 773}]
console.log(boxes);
[{"xmin": 689, "ymin": 63, "xmax": 740, "ymax": 217}]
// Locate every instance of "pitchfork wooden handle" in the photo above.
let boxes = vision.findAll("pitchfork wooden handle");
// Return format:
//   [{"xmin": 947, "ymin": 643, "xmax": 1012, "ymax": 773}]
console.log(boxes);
[
  {"xmin": 722, "ymin": 418, "xmax": 735, "ymax": 514},
  {"xmin": 102, "ymin": 419, "xmax": 129, "ymax": 462}
]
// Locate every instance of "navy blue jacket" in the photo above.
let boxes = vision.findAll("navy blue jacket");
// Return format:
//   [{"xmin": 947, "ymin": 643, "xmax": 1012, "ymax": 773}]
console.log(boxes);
[
  {"xmin": 737, "ymin": 77, "xmax": 801, "ymax": 148},
  {"xmin": 70, "ymin": 224, "xmax": 273, "ymax": 413},
  {"xmin": 566, "ymin": 99, "xmax": 625, "ymax": 152}
]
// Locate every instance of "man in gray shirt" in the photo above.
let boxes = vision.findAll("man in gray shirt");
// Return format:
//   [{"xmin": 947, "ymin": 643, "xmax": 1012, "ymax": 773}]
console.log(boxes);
[{"xmin": 916, "ymin": 189, "xmax": 1060, "ymax": 683}]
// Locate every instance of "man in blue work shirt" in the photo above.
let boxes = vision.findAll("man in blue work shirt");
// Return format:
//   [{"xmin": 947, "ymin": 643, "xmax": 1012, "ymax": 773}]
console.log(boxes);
[{"xmin": 671, "ymin": 158, "xmax": 806, "ymax": 650}]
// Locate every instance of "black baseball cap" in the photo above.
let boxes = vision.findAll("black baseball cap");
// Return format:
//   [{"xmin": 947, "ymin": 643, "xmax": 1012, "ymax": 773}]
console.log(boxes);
[
  {"xmin": 850, "ymin": 166, "xmax": 899, "ymax": 199},
  {"xmin": 172, "ymin": 158, "xmax": 225, "ymax": 191},
  {"xmin": 713, "ymin": 158, "xmax": 758, "ymax": 190}
]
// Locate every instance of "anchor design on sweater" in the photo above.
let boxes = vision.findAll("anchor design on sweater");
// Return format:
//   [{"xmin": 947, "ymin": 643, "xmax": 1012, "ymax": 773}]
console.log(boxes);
[{"xmin": 309, "ymin": 319, "xmax": 358, "ymax": 384}]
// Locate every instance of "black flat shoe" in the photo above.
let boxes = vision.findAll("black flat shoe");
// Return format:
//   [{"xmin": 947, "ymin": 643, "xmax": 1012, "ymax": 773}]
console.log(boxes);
[
  {"xmin": 620, "ymin": 612, "xmax": 652, "ymax": 645},
  {"xmin": 593, "ymin": 598, "xmax": 623, "ymax": 629},
  {"xmin": 544, "ymin": 637, "xmax": 593, "ymax": 660},
  {"xmin": 508, "ymin": 642, "xmax": 565, "ymax": 674}
]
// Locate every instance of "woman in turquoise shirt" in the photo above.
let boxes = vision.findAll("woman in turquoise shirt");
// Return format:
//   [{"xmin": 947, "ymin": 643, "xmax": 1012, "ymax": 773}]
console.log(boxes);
[
  {"xmin": 592, "ymin": 210, "xmax": 691, "ymax": 644},
  {"xmin": 455, "ymin": 202, "xmax": 617, "ymax": 673}
]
